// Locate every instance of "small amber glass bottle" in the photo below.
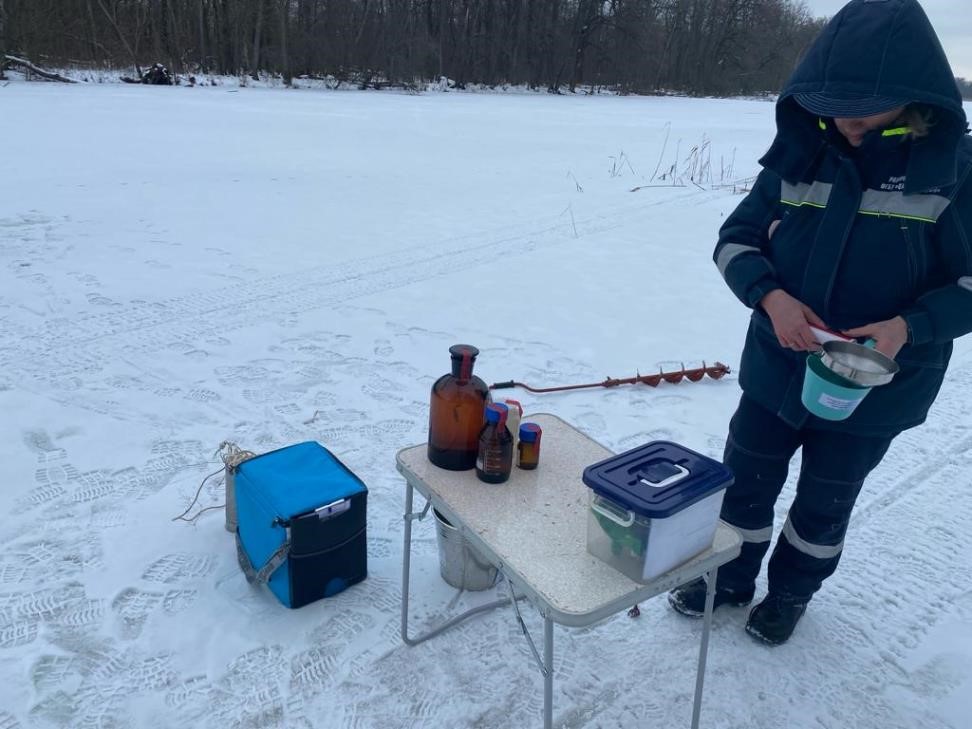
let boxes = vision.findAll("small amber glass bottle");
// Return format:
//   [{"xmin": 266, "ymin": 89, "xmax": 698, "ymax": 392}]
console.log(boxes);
[
  {"xmin": 428, "ymin": 344, "xmax": 489, "ymax": 470},
  {"xmin": 476, "ymin": 403, "xmax": 513, "ymax": 484},
  {"xmin": 517, "ymin": 422, "xmax": 542, "ymax": 470}
]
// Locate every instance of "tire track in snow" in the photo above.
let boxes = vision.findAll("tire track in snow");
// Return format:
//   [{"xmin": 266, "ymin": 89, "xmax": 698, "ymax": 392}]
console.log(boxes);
[
  {"xmin": 697, "ymin": 355, "xmax": 972, "ymax": 729},
  {"xmin": 2, "ymin": 186, "xmax": 720, "ymax": 728},
  {"xmin": 0, "ymin": 188, "xmax": 713, "ymax": 387},
  {"xmin": 751, "ymin": 357, "xmax": 972, "ymax": 728},
  {"xmin": 850, "ymin": 358, "xmax": 972, "ymax": 529},
  {"xmin": 793, "ymin": 454, "xmax": 972, "ymax": 729}
]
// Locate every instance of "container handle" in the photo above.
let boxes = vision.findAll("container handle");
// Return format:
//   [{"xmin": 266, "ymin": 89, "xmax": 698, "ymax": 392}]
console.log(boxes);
[
  {"xmin": 590, "ymin": 495, "xmax": 635, "ymax": 527},
  {"xmin": 314, "ymin": 498, "xmax": 350, "ymax": 521}
]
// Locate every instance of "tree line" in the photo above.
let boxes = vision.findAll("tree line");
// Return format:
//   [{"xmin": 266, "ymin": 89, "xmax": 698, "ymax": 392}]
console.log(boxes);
[
  {"xmin": 1, "ymin": 0, "xmax": 834, "ymax": 95},
  {"xmin": 957, "ymin": 77, "xmax": 972, "ymax": 101}
]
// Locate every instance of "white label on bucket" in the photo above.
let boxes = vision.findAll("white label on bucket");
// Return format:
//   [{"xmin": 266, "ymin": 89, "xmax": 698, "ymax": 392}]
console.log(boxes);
[{"xmin": 817, "ymin": 392, "xmax": 862, "ymax": 411}]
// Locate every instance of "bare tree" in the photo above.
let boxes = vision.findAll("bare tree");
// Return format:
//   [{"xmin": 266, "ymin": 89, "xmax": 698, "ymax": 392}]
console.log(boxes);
[
  {"xmin": 4, "ymin": 0, "xmax": 825, "ymax": 95},
  {"xmin": 0, "ymin": 0, "xmax": 7, "ymax": 79},
  {"xmin": 196, "ymin": 0, "xmax": 207, "ymax": 72},
  {"xmin": 96, "ymin": 0, "xmax": 150, "ymax": 76},
  {"xmin": 569, "ymin": 0, "xmax": 603, "ymax": 92},
  {"xmin": 277, "ymin": 0, "xmax": 289, "ymax": 83},
  {"xmin": 958, "ymin": 77, "xmax": 972, "ymax": 100},
  {"xmin": 250, "ymin": 0, "xmax": 266, "ymax": 79},
  {"xmin": 437, "ymin": 0, "xmax": 447, "ymax": 79}
]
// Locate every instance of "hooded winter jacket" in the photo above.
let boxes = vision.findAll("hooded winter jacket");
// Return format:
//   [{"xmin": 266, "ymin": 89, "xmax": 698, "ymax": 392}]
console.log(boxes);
[{"xmin": 714, "ymin": 0, "xmax": 972, "ymax": 436}]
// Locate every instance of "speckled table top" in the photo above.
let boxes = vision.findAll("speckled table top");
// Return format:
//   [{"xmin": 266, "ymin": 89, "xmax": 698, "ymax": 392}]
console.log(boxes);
[{"xmin": 396, "ymin": 413, "xmax": 741, "ymax": 627}]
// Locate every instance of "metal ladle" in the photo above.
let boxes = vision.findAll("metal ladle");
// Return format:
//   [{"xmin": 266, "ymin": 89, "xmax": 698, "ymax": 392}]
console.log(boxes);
[{"xmin": 820, "ymin": 339, "xmax": 899, "ymax": 387}]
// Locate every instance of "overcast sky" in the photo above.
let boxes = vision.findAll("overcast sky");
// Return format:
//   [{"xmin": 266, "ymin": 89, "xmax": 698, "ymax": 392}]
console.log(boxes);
[{"xmin": 802, "ymin": 0, "xmax": 972, "ymax": 78}]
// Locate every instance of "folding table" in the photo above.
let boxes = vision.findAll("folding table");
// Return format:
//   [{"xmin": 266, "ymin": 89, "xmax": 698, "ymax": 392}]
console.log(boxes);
[{"xmin": 397, "ymin": 413, "xmax": 741, "ymax": 729}]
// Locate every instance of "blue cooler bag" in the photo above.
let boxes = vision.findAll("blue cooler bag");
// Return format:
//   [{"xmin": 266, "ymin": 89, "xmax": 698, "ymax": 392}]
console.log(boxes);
[{"xmin": 235, "ymin": 441, "xmax": 367, "ymax": 608}]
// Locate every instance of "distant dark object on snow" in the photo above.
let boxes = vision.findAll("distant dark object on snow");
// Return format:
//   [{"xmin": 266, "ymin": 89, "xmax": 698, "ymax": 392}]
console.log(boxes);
[
  {"xmin": 142, "ymin": 63, "xmax": 173, "ymax": 85},
  {"xmin": 121, "ymin": 64, "xmax": 175, "ymax": 85}
]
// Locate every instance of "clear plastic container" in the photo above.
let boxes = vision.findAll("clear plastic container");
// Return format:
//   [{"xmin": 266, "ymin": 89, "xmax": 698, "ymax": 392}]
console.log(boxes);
[
  {"xmin": 586, "ymin": 490, "xmax": 724, "ymax": 582},
  {"xmin": 583, "ymin": 442, "xmax": 731, "ymax": 582}
]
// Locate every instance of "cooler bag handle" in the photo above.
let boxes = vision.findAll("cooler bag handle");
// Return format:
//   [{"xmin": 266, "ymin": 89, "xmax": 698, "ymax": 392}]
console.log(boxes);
[{"xmin": 235, "ymin": 531, "xmax": 291, "ymax": 585}]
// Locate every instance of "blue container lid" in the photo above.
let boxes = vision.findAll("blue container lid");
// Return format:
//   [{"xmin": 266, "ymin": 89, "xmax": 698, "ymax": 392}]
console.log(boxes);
[
  {"xmin": 519, "ymin": 422, "xmax": 542, "ymax": 442},
  {"xmin": 485, "ymin": 402, "xmax": 508, "ymax": 424},
  {"xmin": 237, "ymin": 441, "xmax": 367, "ymax": 520},
  {"xmin": 582, "ymin": 441, "xmax": 733, "ymax": 518}
]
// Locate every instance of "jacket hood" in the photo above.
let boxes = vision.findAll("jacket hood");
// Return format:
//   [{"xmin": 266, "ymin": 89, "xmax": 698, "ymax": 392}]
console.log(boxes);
[{"xmin": 761, "ymin": 0, "xmax": 969, "ymax": 191}]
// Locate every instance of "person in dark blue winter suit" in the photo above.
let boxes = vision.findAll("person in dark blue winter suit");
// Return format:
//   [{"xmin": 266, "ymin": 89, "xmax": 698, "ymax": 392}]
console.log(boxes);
[{"xmin": 669, "ymin": 0, "xmax": 972, "ymax": 644}]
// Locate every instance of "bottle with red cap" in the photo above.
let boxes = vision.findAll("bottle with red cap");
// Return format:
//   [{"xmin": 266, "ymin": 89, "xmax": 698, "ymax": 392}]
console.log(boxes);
[
  {"xmin": 476, "ymin": 403, "xmax": 514, "ymax": 483},
  {"xmin": 428, "ymin": 344, "xmax": 490, "ymax": 470}
]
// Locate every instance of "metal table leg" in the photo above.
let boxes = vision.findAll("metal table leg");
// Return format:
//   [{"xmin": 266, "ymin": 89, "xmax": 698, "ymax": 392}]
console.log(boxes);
[
  {"xmin": 400, "ymin": 480, "xmax": 512, "ymax": 646},
  {"xmin": 690, "ymin": 567, "xmax": 718, "ymax": 729},
  {"xmin": 401, "ymin": 483, "xmax": 553, "ymax": 725},
  {"xmin": 504, "ymin": 574, "xmax": 555, "ymax": 729},
  {"xmin": 544, "ymin": 617, "xmax": 553, "ymax": 729}
]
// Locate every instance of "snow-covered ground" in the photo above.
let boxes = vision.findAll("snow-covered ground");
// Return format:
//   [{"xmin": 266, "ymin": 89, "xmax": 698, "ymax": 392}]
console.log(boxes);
[{"xmin": 1, "ymin": 80, "xmax": 970, "ymax": 729}]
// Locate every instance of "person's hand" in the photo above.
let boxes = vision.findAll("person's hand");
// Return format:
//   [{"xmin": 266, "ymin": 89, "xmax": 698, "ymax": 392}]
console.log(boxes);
[
  {"xmin": 842, "ymin": 317, "xmax": 908, "ymax": 359},
  {"xmin": 760, "ymin": 289, "xmax": 827, "ymax": 351}
]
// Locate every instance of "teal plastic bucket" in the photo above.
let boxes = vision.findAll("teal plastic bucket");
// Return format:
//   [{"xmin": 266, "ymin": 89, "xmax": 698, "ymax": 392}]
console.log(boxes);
[{"xmin": 801, "ymin": 353, "xmax": 871, "ymax": 421}]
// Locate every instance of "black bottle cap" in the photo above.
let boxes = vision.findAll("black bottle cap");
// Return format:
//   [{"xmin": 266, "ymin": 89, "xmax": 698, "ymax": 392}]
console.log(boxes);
[{"xmin": 449, "ymin": 344, "xmax": 479, "ymax": 359}]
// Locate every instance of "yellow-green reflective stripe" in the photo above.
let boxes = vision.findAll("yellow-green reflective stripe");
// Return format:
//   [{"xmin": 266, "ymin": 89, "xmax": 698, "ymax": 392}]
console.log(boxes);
[
  {"xmin": 881, "ymin": 126, "xmax": 912, "ymax": 137},
  {"xmin": 818, "ymin": 118, "xmax": 827, "ymax": 130},
  {"xmin": 780, "ymin": 184, "xmax": 950, "ymax": 223},
  {"xmin": 859, "ymin": 189, "xmax": 950, "ymax": 222},
  {"xmin": 857, "ymin": 210, "xmax": 936, "ymax": 223}
]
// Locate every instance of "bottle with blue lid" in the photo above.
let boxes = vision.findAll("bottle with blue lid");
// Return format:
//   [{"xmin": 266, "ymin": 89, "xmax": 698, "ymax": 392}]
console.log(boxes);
[
  {"xmin": 582, "ymin": 441, "xmax": 733, "ymax": 582},
  {"xmin": 476, "ymin": 403, "xmax": 513, "ymax": 483},
  {"xmin": 517, "ymin": 422, "xmax": 542, "ymax": 470}
]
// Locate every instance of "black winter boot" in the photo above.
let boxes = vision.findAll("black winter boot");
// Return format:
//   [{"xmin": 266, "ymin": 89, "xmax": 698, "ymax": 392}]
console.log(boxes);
[
  {"xmin": 668, "ymin": 577, "xmax": 754, "ymax": 618},
  {"xmin": 745, "ymin": 593, "xmax": 808, "ymax": 645}
]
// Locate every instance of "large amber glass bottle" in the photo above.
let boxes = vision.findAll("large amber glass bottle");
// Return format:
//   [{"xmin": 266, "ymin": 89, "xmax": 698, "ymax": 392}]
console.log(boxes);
[{"xmin": 428, "ymin": 344, "xmax": 489, "ymax": 470}]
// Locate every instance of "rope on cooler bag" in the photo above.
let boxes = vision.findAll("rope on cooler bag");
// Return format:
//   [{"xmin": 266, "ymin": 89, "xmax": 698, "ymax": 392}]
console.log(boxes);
[
  {"xmin": 217, "ymin": 441, "xmax": 288, "ymax": 584},
  {"xmin": 171, "ymin": 441, "xmax": 256, "ymax": 524},
  {"xmin": 220, "ymin": 441, "xmax": 257, "ymax": 470},
  {"xmin": 235, "ymin": 531, "xmax": 291, "ymax": 584}
]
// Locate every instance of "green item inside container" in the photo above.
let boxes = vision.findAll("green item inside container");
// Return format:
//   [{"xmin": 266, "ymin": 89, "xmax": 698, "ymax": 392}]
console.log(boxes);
[{"xmin": 593, "ymin": 510, "xmax": 646, "ymax": 557}]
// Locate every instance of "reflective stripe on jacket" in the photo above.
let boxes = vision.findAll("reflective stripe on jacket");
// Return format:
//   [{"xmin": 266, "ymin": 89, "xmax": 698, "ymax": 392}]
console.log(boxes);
[{"xmin": 713, "ymin": 0, "xmax": 972, "ymax": 436}]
